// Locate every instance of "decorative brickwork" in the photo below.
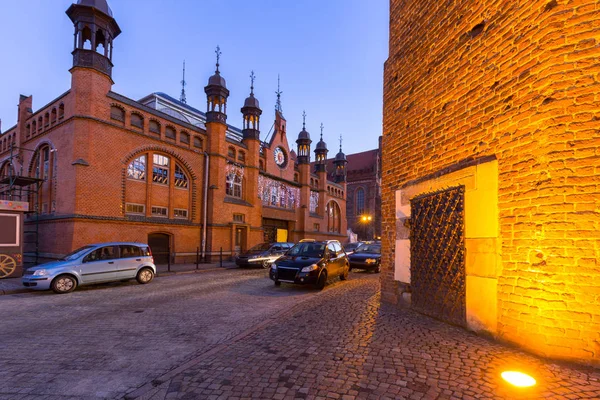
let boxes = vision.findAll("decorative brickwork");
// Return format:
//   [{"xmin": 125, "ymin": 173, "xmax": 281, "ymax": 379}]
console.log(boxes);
[{"xmin": 383, "ymin": 0, "xmax": 600, "ymax": 366}]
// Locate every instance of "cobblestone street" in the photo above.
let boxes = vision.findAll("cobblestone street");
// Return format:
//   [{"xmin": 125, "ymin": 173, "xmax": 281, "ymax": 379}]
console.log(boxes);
[{"xmin": 1, "ymin": 270, "xmax": 599, "ymax": 400}]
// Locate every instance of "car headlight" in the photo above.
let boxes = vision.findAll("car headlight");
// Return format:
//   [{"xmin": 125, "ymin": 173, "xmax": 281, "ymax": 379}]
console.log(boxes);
[
  {"xmin": 33, "ymin": 269, "xmax": 49, "ymax": 276},
  {"xmin": 301, "ymin": 264, "xmax": 318, "ymax": 273},
  {"xmin": 365, "ymin": 259, "xmax": 378, "ymax": 264}
]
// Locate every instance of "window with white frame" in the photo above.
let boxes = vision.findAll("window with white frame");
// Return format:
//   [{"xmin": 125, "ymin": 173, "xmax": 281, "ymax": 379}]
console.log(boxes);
[
  {"xmin": 153, "ymin": 154, "xmax": 169, "ymax": 184},
  {"xmin": 226, "ymin": 173, "xmax": 242, "ymax": 198},
  {"xmin": 151, "ymin": 206, "xmax": 168, "ymax": 217},
  {"xmin": 174, "ymin": 208, "xmax": 188, "ymax": 219},
  {"xmin": 125, "ymin": 203, "xmax": 145, "ymax": 214}
]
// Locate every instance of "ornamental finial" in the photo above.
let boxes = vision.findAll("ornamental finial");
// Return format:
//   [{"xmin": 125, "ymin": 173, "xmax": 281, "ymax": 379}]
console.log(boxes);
[
  {"xmin": 339, "ymin": 134, "xmax": 343, "ymax": 151},
  {"xmin": 250, "ymin": 70, "xmax": 255, "ymax": 95},
  {"xmin": 320, "ymin": 123, "xmax": 324, "ymax": 140},
  {"xmin": 215, "ymin": 45, "xmax": 222, "ymax": 73},
  {"xmin": 302, "ymin": 110, "xmax": 307, "ymax": 130},
  {"xmin": 275, "ymin": 74, "xmax": 283, "ymax": 113},
  {"xmin": 180, "ymin": 60, "xmax": 187, "ymax": 104}
]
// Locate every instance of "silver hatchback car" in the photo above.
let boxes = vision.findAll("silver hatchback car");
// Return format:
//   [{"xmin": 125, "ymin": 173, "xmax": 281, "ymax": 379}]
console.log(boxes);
[{"xmin": 21, "ymin": 242, "xmax": 157, "ymax": 294}]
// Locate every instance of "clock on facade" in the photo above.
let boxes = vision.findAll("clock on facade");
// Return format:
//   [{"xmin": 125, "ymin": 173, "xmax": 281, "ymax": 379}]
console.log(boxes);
[{"xmin": 273, "ymin": 147, "xmax": 287, "ymax": 168}]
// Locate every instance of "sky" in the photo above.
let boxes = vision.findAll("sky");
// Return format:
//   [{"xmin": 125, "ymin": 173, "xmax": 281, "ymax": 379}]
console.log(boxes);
[{"xmin": 0, "ymin": 0, "xmax": 389, "ymax": 156}]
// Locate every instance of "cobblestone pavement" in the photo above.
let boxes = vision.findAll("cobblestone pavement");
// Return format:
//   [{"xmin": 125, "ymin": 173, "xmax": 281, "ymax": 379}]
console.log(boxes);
[
  {"xmin": 2, "ymin": 270, "xmax": 599, "ymax": 400},
  {"xmin": 0, "ymin": 268, "xmax": 316, "ymax": 400},
  {"xmin": 131, "ymin": 274, "xmax": 600, "ymax": 400}
]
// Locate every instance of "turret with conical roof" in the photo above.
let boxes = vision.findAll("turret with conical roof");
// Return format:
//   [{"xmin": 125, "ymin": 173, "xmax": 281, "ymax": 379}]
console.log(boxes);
[
  {"xmin": 296, "ymin": 111, "xmax": 312, "ymax": 165},
  {"xmin": 314, "ymin": 123, "xmax": 328, "ymax": 173},
  {"xmin": 241, "ymin": 71, "xmax": 262, "ymax": 141},
  {"xmin": 204, "ymin": 46, "xmax": 230, "ymax": 124},
  {"xmin": 334, "ymin": 135, "xmax": 348, "ymax": 183},
  {"xmin": 66, "ymin": 0, "xmax": 121, "ymax": 79}
]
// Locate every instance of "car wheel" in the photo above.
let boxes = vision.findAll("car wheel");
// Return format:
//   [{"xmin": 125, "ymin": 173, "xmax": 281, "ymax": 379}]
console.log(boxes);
[
  {"xmin": 315, "ymin": 271, "xmax": 327, "ymax": 290},
  {"xmin": 51, "ymin": 274, "xmax": 77, "ymax": 294},
  {"xmin": 274, "ymin": 280, "xmax": 281, "ymax": 286},
  {"xmin": 340, "ymin": 264, "xmax": 349, "ymax": 281},
  {"xmin": 136, "ymin": 267, "xmax": 154, "ymax": 284},
  {"xmin": 262, "ymin": 260, "xmax": 271, "ymax": 269}
]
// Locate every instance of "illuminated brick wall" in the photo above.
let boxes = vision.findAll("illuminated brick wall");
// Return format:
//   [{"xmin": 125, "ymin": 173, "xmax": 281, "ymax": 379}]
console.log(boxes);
[{"xmin": 382, "ymin": 0, "xmax": 600, "ymax": 365}]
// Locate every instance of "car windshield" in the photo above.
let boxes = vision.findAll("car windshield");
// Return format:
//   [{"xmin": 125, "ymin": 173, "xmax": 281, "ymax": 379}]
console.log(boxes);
[
  {"xmin": 345, "ymin": 243, "xmax": 361, "ymax": 250},
  {"xmin": 356, "ymin": 245, "xmax": 381, "ymax": 254},
  {"xmin": 288, "ymin": 242, "xmax": 325, "ymax": 258},
  {"xmin": 62, "ymin": 245, "xmax": 96, "ymax": 261},
  {"xmin": 249, "ymin": 243, "xmax": 272, "ymax": 252}
]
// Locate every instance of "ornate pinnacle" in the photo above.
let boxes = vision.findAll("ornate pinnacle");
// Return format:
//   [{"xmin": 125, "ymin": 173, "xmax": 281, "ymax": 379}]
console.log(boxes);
[
  {"xmin": 250, "ymin": 70, "xmax": 255, "ymax": 95},
  {"xmin": 215, "ymin": 45, "xmax": 221, "ymax": 73}
]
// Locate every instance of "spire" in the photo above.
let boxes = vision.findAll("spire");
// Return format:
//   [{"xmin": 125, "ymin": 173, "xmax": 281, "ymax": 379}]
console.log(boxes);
[
  {"xmin": 215, "ymin": 45, "xmax": 221, "ymax": 74},
  {"xmin": 250, "ymin": 70, "xmax": 255, "ymax": 95},
  {"xmin": 180, "ymin": 60, "xmax": 187, "ymax": 104},
  {"xmin": 320, "ymin": 123, "xmax": 324, "ymax": 141},
  {"xmin": 275, "ymin": 74, "xmax": 283, "ymax": 113},
  {"xmin": 302, "ymin": 110, "xmax": 306, "ymax": 130},
  {"xmin": 339, "ymin": 134, "xmax": 343, "ymax": 152}
]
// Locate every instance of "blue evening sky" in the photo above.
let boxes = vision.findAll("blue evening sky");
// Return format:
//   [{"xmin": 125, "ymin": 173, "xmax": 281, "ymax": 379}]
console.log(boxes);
[{"xmin": 0, "ymin": 0, "xmax": 388, "ymax": 156}]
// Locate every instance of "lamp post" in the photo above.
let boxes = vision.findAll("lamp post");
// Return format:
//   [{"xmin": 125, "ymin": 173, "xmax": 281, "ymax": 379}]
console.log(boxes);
[{"xmin": 361, "ymin": 214, "xmax": 373, "ymax": 241}]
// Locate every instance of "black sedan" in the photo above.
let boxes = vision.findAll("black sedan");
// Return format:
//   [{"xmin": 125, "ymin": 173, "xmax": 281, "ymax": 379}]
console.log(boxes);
[
  {"xmin": 269, "ymin": 240, "xmax": 349, "ymax": 290},
  {"xmin": 348, "ymin": 244, "xmax": 381, "ymax": 273}
]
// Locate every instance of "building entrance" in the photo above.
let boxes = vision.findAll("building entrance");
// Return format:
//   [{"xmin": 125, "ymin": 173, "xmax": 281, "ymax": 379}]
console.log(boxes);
[
  {"xmin": 148, "ymin": 233, "xmax": 170, "ymax": 264},
  {"xmin": 262, "ymin": 218, "xmax": 289, "ymax": 243},
  {"xmin": 410, "ymin": 186, "xmax": 466, "ymax": 327}
]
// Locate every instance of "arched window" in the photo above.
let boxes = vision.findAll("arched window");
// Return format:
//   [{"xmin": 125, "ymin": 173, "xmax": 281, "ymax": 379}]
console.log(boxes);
[
  {"xmin": 238, "ymin": 151, "xmax": 245, "ymax": 163},
  {"xmin": 51, "ymin": 108, "xmax": 57, "ymax": 125},
  {"xmin": 228, "ymin": 147, "xmax": 236, "ymax": 159},
  {"xmin": 44, "ymin": 112, "xmax": 50, "ymax": 127},
  {"xmin": 326, "ymin": 201, "xmax": 341, "ymax": 233},
  {"xmin": 152, "ymin": 154, "xmax": 169, "ymax": 184},
  {"xmin": 130, "ymin": 113, "xmax": 143, "ymax": 130},
  {"xmin": 293, "ymin": 173, "xmax": 298, "ymax": 182},
  {"xmin": 180, "ymin": 132, "xmax": 190, "ymax": 145},
  {"xmin": 127, "ymin": 155, "xmax": 146, "ymax": 180},
  {"xmin": 38, "ymin": 117, "xmax": 43, "ymax": 131},
  {"xmin": 111, "ymin": 105, "xmax": 125, "ymax": 123},
  {"xmin": 356, "ymin": 188, "xmax": 365, "ymax": 215},
  {"xmin": 26, "ymin": 124, "xmax": 31, "ymax": 138},
  {"xmin": 226, "ymin": 173, "xmax": 242, "ymax": 198},
  {"xmin": 149, "ymin": 120, "xmax": 160, "ymax": 135},
  {"xmin": 260, "ymin": 160, "xmax": 265, "ymax": 172},
  {"xmin": 58, "ymin": 104, "xmax": 65, "ymax": 119},
  {"xmin": 29, "ymin": 144, "xmax": 55, "ymax": 214},
  {"xmin": 193, "ymin": 136, "xmax": 203, "ymax": 149},
  {"xmin": 0, "ymin": 162, "xmax": 11, "ymax": 179},
  {"xmin": 165, "ymin": 126, "xmax": 176, "ymax": 140},
  {"xmin": 174, "ymin": 164, "xmax": 188, "ymax": 189},
  {"xmin": 32, "ymin": 120, "xmax": 36, "ymax": 135}
]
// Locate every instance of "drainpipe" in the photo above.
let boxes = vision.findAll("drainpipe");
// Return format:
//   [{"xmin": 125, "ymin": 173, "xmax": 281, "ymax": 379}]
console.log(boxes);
[{"xmin": 201, "ymin": 152, "xmax": 210, "ymax": 260}]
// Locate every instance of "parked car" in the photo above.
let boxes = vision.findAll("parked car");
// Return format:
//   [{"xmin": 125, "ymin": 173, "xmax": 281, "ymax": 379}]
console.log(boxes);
[
  {"xmin": 269, "ymin": 240, "xmax": 350, "ymax": 290},
  {"xmin": 348, "ymin": 244, "xmax": 381, "ymax": 273},
  {"xmin": 235, "ymin": 242, "xmax": 294, "ymax": 268},
  {"xmin": 343, "ymin": 241, "xmax": 364, "ymax": 256},
  {"xmin": 21, "ymin": 242, "xmax": 156, "ymax": 294}
]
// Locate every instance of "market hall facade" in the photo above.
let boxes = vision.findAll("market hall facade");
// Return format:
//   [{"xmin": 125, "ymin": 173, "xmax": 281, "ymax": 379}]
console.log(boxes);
[{"xmin": 0, "ymin": 0, "xmax": 348, "ymax": 265}]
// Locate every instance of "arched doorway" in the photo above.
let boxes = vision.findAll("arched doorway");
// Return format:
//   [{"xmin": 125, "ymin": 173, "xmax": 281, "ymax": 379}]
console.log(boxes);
[{"xmin": 148, "ymin": 233, "xmax": 171, "ymax": 264}]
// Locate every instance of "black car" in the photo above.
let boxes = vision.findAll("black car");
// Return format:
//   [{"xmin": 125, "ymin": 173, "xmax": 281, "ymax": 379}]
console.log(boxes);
[
  {"xmin": 269, "ymin": 240, "xmax": 349, "ymax": 290},
  {"xmin": 348, "ymin": 244, "xmax": 381, "ymax": 273},
  {"xmin": 343, "ymin": 241, "xmax": 364, "ymax": 256},
  {"xmin": 235, "ymin": 242, "xmax": 294, "ymax": 268}
]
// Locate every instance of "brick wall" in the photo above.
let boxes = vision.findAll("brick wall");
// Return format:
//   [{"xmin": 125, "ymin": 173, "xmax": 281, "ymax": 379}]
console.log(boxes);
[{"xmin": 383, "ymin": 0, "xmax": 600, "ymax": 365}]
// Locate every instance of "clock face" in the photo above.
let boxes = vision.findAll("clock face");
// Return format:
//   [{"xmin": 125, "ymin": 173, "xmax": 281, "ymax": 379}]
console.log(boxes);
[{"xmin": 273, "ymin": 147, "xmax": 287, "ymax": 168}]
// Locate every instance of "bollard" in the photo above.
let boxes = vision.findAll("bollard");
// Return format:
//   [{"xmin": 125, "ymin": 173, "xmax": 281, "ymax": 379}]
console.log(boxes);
[
  {"xmin": 167, "ymin": 245, "xmax": 171, "ymax": 272},
  {"xmin": 196, "ymin": 247, "xmax": 199, "ymax": 270},
  {"xmin": 220, "ymin": 247, "xmax": 223, "ymax": 268}
]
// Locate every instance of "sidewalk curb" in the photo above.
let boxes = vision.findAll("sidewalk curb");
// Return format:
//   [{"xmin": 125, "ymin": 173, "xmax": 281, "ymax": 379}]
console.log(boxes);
[{"xmin": 0, "ymin": 266, "xmax": 238, "ymax": 296}]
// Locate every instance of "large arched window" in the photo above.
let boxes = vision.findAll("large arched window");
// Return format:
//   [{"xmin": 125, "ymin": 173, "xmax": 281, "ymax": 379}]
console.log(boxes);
[
  {"xmin": 356, "ymin": 188, "xmax": 365, "ymax": 215},
  {"xmin": 326, "ymin": 201, "xmax": 341, "ymax": 233},
  {"xmin": 226, "ymin": 173, "xmax": 242, "ymax": 198},
  {"xmin": 174, "ymin": 164, "xmax": 188, "ymax": 189}
]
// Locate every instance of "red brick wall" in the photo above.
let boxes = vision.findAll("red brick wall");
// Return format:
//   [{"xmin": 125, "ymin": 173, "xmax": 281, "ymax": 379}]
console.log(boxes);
[{"xmin": 383, "ymin": 0, "xmax": 600, "ymax": 365}]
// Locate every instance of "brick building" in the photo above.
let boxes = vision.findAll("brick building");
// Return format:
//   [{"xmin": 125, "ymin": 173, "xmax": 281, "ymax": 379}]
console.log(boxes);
[
  {"xmin": 0, "ymin": 0, "xmax": 348, "ymax": 268},
  {"xmin": 382, "ymin": 0, "xmax": 600, "ymax": 366},
  {"xmin": 322, "ymin": 137, "xmax": 382, "ymax": 241}
]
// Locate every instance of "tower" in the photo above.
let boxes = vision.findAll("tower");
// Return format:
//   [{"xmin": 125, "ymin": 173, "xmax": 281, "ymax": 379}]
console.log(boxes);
[
  {"xmin": 314, "ymin": 123, "xmax": 328, "ymax": 173},
  {"xmin": 296, "ymin": 111, "xmax": 312, "ymax": 165},
  {"xmin": 241, "ymin": 71, "xmax": 262, "ymax": 141},
  {"xmin": 334, "ymin": 135, "xmax": 348, "ymax": 183},
  {"xmin": 66, "ymin": 0, "xmax": 121, "ymax": 80},
  {"xmin": 204, "ymin": 46, "xmax": 230, "ymax": 124}
]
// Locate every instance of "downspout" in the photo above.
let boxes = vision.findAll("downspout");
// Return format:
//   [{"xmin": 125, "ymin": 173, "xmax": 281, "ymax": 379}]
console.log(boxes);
[{"xmin": 201, "ymin": 152, "xmax": 210, "ymax": 260}]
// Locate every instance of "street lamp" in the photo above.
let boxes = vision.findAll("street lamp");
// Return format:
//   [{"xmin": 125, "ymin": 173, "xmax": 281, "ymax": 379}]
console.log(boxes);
[{"xmin": 360, "ymin": 215, "xmax": 373, "ymax": 240}]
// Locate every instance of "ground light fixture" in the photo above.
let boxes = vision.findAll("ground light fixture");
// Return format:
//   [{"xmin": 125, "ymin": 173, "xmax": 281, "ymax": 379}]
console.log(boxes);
[{"xmin": 501, "ymin": 371, "xmax": 536, "ymax": 387}]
